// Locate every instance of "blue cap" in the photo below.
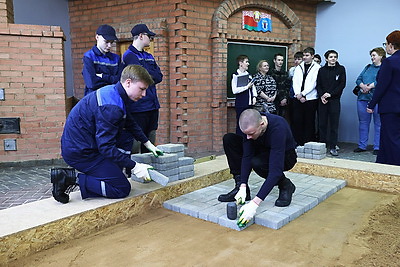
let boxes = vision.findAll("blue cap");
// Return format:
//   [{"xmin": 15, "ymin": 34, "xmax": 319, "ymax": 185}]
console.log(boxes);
[
  {"xmin": 131, "ymin": 24, "xmax": 156, "ymax": 37},
  {"xmin": 96, "ymin": 24, "xmax": 118, "ymax": 41}
]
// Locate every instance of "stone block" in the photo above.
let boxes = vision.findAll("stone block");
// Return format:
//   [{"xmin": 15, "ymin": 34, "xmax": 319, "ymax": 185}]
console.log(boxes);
[
  {"xmin": 179, "ymin": 170, "xmax": 195, "ymax": 180},
  {"xmin": 130, "ymin": 153, "xmax": 152, "ymax": 164},
  {"xmin": 158, "ymin": 167, "xmax": 179, "ymax": 177},
  {"xmin": 179, "ymin": 165, "xmax": 194, "ymax": 173},
  {"xmin": 179, "ymin": 156, "xmax": 194, "ymax": 166},
  {"xmin": 312, "ymin": 154, "xmax": 326, "ymax": 160},
  {"xmin": 152, "ymin": 161, "xmax": 178, "ymax": 171},
  {"xmin": 255, "ymin": 210, "xmax": 289, "ymax": 230},
  {"xmin": 151, "ymin": 153, "xmax": 178, "ymax": 164},
  {"xmin": 218, "ymin": 215, "xmax": 254, "ymax": 231},
  {"xmin": 157, "ymin": 143, "xmax": 185, "ymax": 153}
]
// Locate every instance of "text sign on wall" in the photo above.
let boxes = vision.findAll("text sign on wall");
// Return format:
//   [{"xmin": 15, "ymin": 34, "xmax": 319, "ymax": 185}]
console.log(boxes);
[{"xmin": 242, "ymin": 11, "xmax": 272, "ymax": 32}]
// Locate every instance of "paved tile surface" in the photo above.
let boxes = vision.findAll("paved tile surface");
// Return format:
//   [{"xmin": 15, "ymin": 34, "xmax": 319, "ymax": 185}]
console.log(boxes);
[
  {"xmin": 163, "ymin": 172, "xmax": 346, "ymax": 230},
  {"xmin": 0, "ymin": 142, "xmax": 373, "ymax": 211},
  {"xmin": 0, "ymin": 163, "xmax": 70, "ymax": 210}
]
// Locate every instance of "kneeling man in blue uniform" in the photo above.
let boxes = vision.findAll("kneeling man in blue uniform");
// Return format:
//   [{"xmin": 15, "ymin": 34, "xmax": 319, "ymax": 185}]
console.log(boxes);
[
  {"xmin": 218, "ymin": 109, "xmax": 297, "ymax": 227},
  {"xmin": 51, "ymin": 65, "xmax": 163, "ymax": 204}
]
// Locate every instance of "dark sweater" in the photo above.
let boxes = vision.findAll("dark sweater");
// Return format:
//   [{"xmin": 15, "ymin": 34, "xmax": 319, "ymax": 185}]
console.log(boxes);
[
  {"xmin": 316, "ymin": 62, "xmax": 346, "ymax": 99},
  {"xmin": 240, "ymin": 113, "xmax": 296, "ymax": 200}
]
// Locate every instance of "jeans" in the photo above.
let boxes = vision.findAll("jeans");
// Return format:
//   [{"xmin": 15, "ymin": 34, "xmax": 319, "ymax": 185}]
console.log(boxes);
[{"xmin": 357, "ymin": 100, "xmax": 380, "ymax": 150}]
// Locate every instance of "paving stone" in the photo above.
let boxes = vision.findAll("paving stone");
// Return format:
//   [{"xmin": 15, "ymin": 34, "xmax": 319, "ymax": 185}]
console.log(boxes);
[
  {"xmin": 198, "ymin": 203, "xmax": 225, "ymax": 220},
  {"xmin": 255, "ymin": 210, "xmax": 290, "ymax": 230},
  {"xmin": 218, "ymin": 215, "xmax": 254, "ymax": 231},
  {"xmin": 312, "ymin": 154, "xmax": 326, "ymax": 160},
  {"xmin": 168, "ymin": 174, "xmax": 180, "ymax": 182},
  {"xmin": 179, "ymin": 165, "xmax": 194, "ymax": 173},
  {"xmin": 158, "ymin": 168, "xmax": 179, "ymax": 177},
  {"xmin": 151, "ymin": 153, "xmax": 178, "ymax": 164},
  {"xmin": 163, "ymin": 172, "xmax": 346, "ymax": 230},
  {"xmin": 152, "ymin": 161, "xmax": 179, "ymax": 171},
  {"xmin": 156, "ymin": 143, "xmax": 185, "ymax": 153},
  {"xmin": 130, "ymin": 153, "xmax": 153, "ymax": 164},
  {"xmin": 179, "ymin": 157, "xmax": 194, "ymax": 166},
  {"xmin": 179, "ymin": 170, "xmax": 195, "ymax": 180}
]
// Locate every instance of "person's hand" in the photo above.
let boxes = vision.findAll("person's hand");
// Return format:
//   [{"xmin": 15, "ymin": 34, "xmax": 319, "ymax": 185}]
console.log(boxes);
[
  {"xmin": 132, "ymin": 163, "xmax": 153, "ymax": 181},
  {"xmin": 300, "ymin": 97, "xmax": 306, "ymax": 103},
  {"xmin": 234, "ymin": 185, "xmax": 247, "ymax": 205},
  {"xmin": 237, "ymin": 200, "xmax": 259, "ymax": 228},
  {"xmin": 144, "ymin": 141, "xmax": 164, "ymax": 157},
  {"xmin": 366, "ymin": 108, "xmax": 374, "ymax": 114}
]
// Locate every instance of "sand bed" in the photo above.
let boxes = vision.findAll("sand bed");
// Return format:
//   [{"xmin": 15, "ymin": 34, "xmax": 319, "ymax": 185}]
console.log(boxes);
[{"xmin": 7, "ymin": 187, "xmax": 399, "ymax": 267}]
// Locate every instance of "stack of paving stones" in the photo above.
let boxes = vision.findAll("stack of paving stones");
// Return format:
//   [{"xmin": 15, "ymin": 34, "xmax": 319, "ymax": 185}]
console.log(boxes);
[
  {"xmin": 163, "ymin": 172, "xmax": 346, "ymax": 231},
  {"xmin": 130, "ymin": 143, "xmax": 194, "ymax": 184},
  {"xmin": 296, "ymin": 142, "xmax": 327, "ymax": 160}
]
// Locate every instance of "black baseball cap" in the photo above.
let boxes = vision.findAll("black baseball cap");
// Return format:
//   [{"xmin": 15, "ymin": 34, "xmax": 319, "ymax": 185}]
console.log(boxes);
[
  {"xmin": 131, "ymin": 24, "xmax": 156, "ymax": 37},
  {"xmin": 96, "ymin": 24, "xmax": 118, "ymax": 41}
]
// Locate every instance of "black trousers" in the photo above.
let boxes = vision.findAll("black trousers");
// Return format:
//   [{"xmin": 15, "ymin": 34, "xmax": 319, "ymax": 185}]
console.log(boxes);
[
  {"xmin": 318, "ymin": 98, "xmax": 340, "ymax": 149},
  {"xmin": 292, "ymin": 99, "xmax": 318, "ymax": 146},
  {"xmin": 223, "ymin": 133, "xmax": 297, "ymax": 179}
]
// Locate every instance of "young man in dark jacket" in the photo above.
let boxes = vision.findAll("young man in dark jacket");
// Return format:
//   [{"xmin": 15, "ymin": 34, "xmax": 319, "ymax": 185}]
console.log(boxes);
[
  {"xmin": 82, "ymin": 24, "xmax": 123, "ymax": 95},
  {"xmin": 219, "ymin": 109, "xmax": 297, "ymax": 227},
  {"xmin": 316, "ymin": 50, "xmax": 346, "ymax": 156},
  {"xmin": 122, "ymin": 24, "xmax": 163, "ymax": 154},
  {"xmin": 269, "ymin": 53, "xmax": 291, "ymax": 121},
  {"xmin": 52, "ymin": 65, "xmax": 163, "ymax": 204}
]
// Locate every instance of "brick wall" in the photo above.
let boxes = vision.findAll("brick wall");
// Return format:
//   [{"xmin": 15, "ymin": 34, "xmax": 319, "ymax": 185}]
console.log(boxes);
[
  {"xmin": 0, "ymin": 23, "xmax": 66, "ymax": 163},
  {"xmin": 68, "ymin": 0, "xmax": 318, "ymax": 155}
]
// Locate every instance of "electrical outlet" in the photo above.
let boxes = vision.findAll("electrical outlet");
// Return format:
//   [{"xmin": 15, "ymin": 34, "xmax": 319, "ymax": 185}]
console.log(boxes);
[{"xmin": 4, "ymin": 139, "xmax": 17, "ymax": 151}]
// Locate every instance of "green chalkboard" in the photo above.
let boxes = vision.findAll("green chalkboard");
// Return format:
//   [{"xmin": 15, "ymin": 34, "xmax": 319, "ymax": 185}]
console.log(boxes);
[{"xmin": 227, "ymin": 42, "xmax": 287, "ymax": 98}]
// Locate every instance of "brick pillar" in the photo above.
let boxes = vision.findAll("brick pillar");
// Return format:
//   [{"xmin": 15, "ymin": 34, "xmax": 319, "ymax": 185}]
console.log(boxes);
[{"xmin": 0, "ymin": 0, "xmax": 14, "ymax": 24}]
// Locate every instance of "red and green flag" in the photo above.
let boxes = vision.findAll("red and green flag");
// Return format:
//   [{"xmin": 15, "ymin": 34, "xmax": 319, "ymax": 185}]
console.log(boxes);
[{"xmin": 242, "ymin": 11, "xmax": 272, "ymax": 32}]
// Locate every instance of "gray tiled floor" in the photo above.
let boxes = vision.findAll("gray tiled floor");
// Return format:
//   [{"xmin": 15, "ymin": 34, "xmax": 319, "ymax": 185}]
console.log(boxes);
[{"xmin": 163, "ymin": 172, "xmax": 346, "ymax": 231}]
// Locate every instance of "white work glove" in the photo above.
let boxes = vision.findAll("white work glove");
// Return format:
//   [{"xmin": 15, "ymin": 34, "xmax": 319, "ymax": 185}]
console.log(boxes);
[
  {"xmin": 144, "ymin": 141, "xmax": 164, "ymax": 157},
  {"xmin": 234, "ymin": 185, "xmax": 247, "ymax": 205},
  {"xmin": 132, "ymin": 163, "xmax": 153, "ymax": 181},
  {"xmin": 237, "ymin": 200, "xmax": 259, "ymax": 228}
]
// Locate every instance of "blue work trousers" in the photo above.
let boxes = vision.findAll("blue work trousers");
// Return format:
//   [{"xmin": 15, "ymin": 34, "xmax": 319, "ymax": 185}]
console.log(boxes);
[{"xmin": 64, "ymin": 155, "xmax": 131, "ymax": 199}]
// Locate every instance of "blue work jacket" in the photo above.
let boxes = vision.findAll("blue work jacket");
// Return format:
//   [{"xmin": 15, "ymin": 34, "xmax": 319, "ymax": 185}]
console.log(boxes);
[
  {"xmin": 82, "ymin": 45, "xmax": 123, "ymax": 95},
  {"xmin": 122, "ymin": 45, "xmax": 163, "ymax": 113},
  {"xmin": 61, "ymin": 82, "xmax": 148, "ymax": 169}
]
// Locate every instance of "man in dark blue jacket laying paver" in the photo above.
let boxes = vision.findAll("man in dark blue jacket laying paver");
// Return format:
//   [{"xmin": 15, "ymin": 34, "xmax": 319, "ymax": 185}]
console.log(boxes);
[
  {"xmin": 51, "ymin": 65, "xmax": 163, "ymax": 204},
  {"xmin": 219, "ymin": 108, "xmax": 297, "ymax": 227}
]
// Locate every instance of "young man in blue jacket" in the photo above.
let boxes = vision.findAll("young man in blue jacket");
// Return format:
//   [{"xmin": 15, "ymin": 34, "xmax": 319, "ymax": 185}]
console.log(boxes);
[
  {"xmin": 82, "ymin": 24, "xmax": 123, "ymax": 95},
  {"xmin": 122, "ymin": 24, "xmax": 163, "ymax": 154},
  {"xmin": 51, "ymin": 65, "xmax": 163, "ymax": 204}
]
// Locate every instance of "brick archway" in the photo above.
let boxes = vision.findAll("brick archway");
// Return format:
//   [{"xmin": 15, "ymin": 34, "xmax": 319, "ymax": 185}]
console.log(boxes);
[{"xmin": 210, "ymin": 0, "xmax": 302, "ymax": 151}]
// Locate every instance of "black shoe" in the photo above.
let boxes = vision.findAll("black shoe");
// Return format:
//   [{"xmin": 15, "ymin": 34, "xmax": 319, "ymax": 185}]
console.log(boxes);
[
  {"xmin": 218, "ymin": 175, "xmax": 251, "ymax": 202},
  {"xmin": 353, "ymin": 148, "xmax": 366, "ymax": 153},
  {"xmin": 51, "ymin": 168, "xmax": 77, "ymax": 204},
  {"xmin": 329, "ymin": 149, "xmax": 339, "ymax": 156},
  {"xmin": 373, "ymin": 150, "xmax": 379, "ymax": 155},
  {"xmin": 275, "ymin": 177, "xmax": 296, "ymax": 207}
]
